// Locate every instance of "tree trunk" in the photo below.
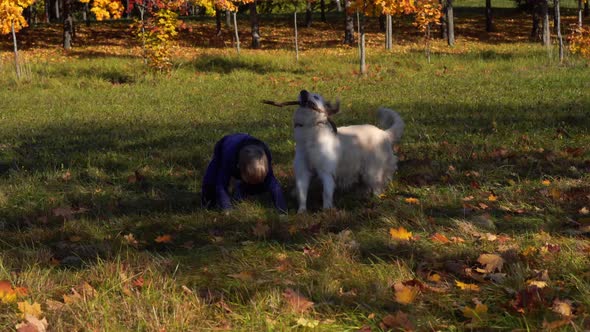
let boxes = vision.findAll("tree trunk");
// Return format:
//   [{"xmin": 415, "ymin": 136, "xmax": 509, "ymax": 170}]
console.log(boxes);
[
  {"xmin": 440, "ymin": 0, "xmax": 447, "ymax": 39},
  {"xmin": 305, "ymin": 1, "xmax": 312, "ymax": 27},
  {"xmin": 215, "ymin": 10, "xmax": 222, "ymax": 36},
  {"xmin": 555, "ymin": 0, "xmax": 563, "ymax": 62},
  {"xmin": 446, "ymin": 0, "xmax": 455, "ymax": 46},
  {"xmin": 84, "ymin": 3, "xmax": 90, "ymax": 27},
  {"xmin": 12, "ymin": 22, "xmax": 21, "ymax": 80},
  {"xmin": 531, "ymin": 10, "xmax": 540, "ymax": 40},
  {"xmin": 358, "ymin": 12, "xmax": 366, "ymax": 74},
  {"xmin": 320, "ymin": 0, "xmax": 326, "ymax": 22},
  {"xmin": 585, "ymin": 1, "xmax": 589, "ymax": 17},
  {"xmin": 233, "ymin": 12, "xmax": 240, "ymax": 54},
  {"xmin": 294, "ymin": 11, "xmax": 299, "ymax": 62},
  {"xmin": 123, "ymin": 0, "xmax": 129, "ymax": 18},
  {"xmin": 385, "ymin": 14, "xmax": 392, "ymax": 50},
  {"xmin": 63, "ymin": 0, "xmax": 73, "ymax": 49},
  {"xmin": 343, "ymin": 0, "xmax": 354, "ymax": 45},
  {"xmin": 542, "ymin": 0, "xmax": 550, "ymax": 47},
  {"xmin": 485, "ymin": 0, "xmax": 493, "ymax": 32},
  {"xmin": 55, "ymin": 0, "xmax": 60, "ymax": 20},
  {"xmin": 226, "ymin": 11, "xmax": 232, "ymax": 27},
  {"xmin": 250, "ymin": 1, "xmax": 261, "ymax": 48},
  {"xmin": 335, "ymin": 0, "xmax": 342, "ymax": 12},
  {"xmin": 379, "ymin": 14, "xmax": 385, "ymax": 32},
  {"xmin": 577, "ymin": 0, "xmax": 582, "ymax": 27}
]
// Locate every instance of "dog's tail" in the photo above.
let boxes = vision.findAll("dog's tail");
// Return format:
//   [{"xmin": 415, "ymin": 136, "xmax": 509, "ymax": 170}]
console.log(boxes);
[{"xmin": 377, "ymin": 108, "xmax": 405, "ymax": 144}]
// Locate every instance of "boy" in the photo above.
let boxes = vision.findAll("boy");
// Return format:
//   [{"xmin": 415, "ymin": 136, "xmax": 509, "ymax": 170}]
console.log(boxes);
[{"xmin": 201, "ymin": 133, "xmax": 287, "ymax": 214}]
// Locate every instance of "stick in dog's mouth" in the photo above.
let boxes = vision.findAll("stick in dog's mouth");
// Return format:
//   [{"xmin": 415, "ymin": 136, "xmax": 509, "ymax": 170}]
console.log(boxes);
[{"xmin": 261, "ymin": 100, "xmax": 300, "ymax": 107}]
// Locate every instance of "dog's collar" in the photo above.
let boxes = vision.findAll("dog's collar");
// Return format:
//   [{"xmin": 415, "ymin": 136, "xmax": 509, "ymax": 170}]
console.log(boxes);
[{"xmin": 294, "ymin": 120, "xmax": 337, "ymax": 133}]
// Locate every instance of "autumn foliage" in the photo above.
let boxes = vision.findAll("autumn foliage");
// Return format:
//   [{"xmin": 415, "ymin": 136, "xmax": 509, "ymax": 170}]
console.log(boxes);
[
  {"xmin": 0, "ymin": 0, "xmax": 35, "ymax": 35},
  {"xmin": 569, "ymin": 26, "xmax": 590, "ymax": 58}
]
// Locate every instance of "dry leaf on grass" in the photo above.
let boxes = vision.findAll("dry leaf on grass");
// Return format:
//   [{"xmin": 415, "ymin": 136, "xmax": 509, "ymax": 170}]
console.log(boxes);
[
  {"xmin": 552, "ymin": 299, "xmax": 573, "ymax": 317},
  {"xmin": 477, "ymin": 254, "xmax": 504, "ymax": 273},
  {"xmin": 154, "ymin": 234, "xmax": 173, "ymax": 243},
  {"xmin": 282, "ymin": 288, "xmax": 314, "ymax": 314},
  {"xmin": 380, "ymin": 311, "xmax": 415, "ymax": 331},
  {"xmin": 455, "ymin": 280, "xmax": 480, "ymax": 291},
  {"xmin": 17, "ymin": 301, "xmax": 43, "ymax": 319},
  {"xmin": 430, "ymin": 233, "xmax": 450, "ymax": 244},
  {"xmin": 16, "ymin": 315, "xmax": 48, "ymax": 332},
  {"xmin": 389, "ymin": 227, "xmax": 413, "ymax": 241},
  {"xmin": 462, "ymin": 303, "xmax": 488, "ymax": 320},
  {"xmin": 393, "ymin": 282, "xmax": 419, "ymax": 304},
  {"xmin": 252, "ymin": 222, "xmax": 270, "ymax": 237}
]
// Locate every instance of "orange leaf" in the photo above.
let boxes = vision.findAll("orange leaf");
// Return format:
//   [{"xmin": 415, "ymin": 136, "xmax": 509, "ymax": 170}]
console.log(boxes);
[
  {"xmin": 282, "ymin": 288, "xmax": 314, "ymax": 313},
  {"xmin": 154, "ymin": 234, "xmax": 173, "ymax": 243},
  {"xmin": 404, "ymin": 197, "xmax": 420, "ymax": 204},
  {"xmin": 430, "ymin": 233, "xmax": 450, "ymax": 244}
]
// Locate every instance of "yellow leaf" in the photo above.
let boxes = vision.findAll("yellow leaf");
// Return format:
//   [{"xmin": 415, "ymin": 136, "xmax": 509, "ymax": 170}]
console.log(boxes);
[
  {"xmin": 579, "ymin": 206, "xmax": 589, "ymax": 215},
  {"xmin": 527, "ymin": 280, "xmax": 548, "ymax": 288},
  {"xmin": 427, "ymin": 273, "xmax": 441, "ymax": 283},
  {"xmin": 389, "ymin": 227, "xmax": 413, "ymax": 241},
  {"xmin": 17, "ymin": 301, "xmax": 43, "ymax": 319},
  {"xmin": 542, "ymin": 179, "xmax": 551, "ymax": 186},
  {"xmin": 455, "ymin": 280, "xmax": 480, "ymax": 291},
  {"xmin": 462, "ymin": 303, "xmax": 488, "ymax": 320},
  {"xmin": 487, "ymin": 194, "xmax": 498, "ymax": 202},
  {"xmin": 393, "ymin": 282, "xmax": 419, "ymax": 304},
  {"xmin": 404, "ymin": 197, "xmax": 420, "ymax": 204},
  {"xmin": 552, "ymin": 299, "xmax": 573, "ymax": 317}
]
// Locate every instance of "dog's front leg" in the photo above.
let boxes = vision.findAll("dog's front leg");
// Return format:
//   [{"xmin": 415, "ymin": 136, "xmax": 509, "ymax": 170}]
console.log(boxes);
[
  {"xmin": 294, "ymin": 152, "xmax": 311, "ymax": 214},
  {"xmin": 318, "ymin": 171, "xmax": 335, "ymax": 210}
]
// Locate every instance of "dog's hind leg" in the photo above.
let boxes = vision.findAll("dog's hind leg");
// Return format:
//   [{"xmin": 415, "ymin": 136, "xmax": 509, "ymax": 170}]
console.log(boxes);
[
  {"xmin": 294, "ymin": 152, "xmax": 312, "ymax": 213},
  {"xmin": 318, "ymin": 171, "xmax": 336, "ymax": 210}
]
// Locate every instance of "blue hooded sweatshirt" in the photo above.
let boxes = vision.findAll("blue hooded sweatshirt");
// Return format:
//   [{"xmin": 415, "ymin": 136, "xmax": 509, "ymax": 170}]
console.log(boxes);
[{"xmin": 201, "ymin": 133, "xmax": 287, "ymax": 213}]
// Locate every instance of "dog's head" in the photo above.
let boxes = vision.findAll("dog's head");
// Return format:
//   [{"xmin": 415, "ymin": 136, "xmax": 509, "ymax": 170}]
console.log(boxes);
[
  {"xmin": 293, "ymin": 90, "xmax": 340, "ymax": 130},
  {"xmin": 298, "ymin": 90, "xmax": 340, "ymax": 116}
]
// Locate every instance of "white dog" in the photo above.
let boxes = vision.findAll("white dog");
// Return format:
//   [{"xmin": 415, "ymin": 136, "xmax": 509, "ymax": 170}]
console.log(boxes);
[{"xmin": 292, "ymin": 90, "xmax": 404, "ymax": 213}]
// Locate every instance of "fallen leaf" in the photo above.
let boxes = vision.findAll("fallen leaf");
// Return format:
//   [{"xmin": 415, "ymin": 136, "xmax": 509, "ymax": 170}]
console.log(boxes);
[
  {"xmin": 228, "ymin": 271, "xmax": 254, "ymax": 282},
  {"xmin": 463, "ymin": 196, "xmax": 474, "ymax": 201},
  {"xmin": 282, "ymin": 288, "xmax": 314, "ymax": 313},
  {"xmin": 462, "ymin": 303, "xmax": 488, "ymax": 320},
  {"xmin": 455, "ymin": 280, "xmax": 480, "ymax": 291},
  {"xmin": 389, "ymin": 227, "xmax": 413, "ymax": 241},
  {"xmin": 427, "ymin": 273, "xmax": 442, "ymax": 283},
  {"xmin": 123, "ymin": 233, "xmax": 139, "ymax": 246},
  {"xmin": 303, "ymin": 246, "xmax": 320, "ymax": 258},
  {"xmin": 542, "ymin": 179, "xmax": 551, "ymax": 186},
  {"xmin": 252, "ymin": 222, "xmax": 270, "ymax": 237},
  {"xmin": 477, "ymin": 254, "xmax": 504, "ymax": 273},
  {"xmin": 393, "ymin": 282, "xmax": 419, "ymax": 304},
  {"xmin": 526, "ymin": 280, "xmax": 548, "ymax": 288},
  {"xmin": 17, "ymin": 301, "xmax": 43, "ymax": 319},
  {"xmin": 154, "ymin": 234, "xmax": 173, "ymax": 244},
  {"xmin": 552, "ymin": 299, "xmax": 573, "ymax": 317},
  {"xmin": 379, "ymin": 311, "xmax": 415, "ymax": 331},
  {"xmin": 16, "ymin": 315, "xmax": 48, "ymax": 332},
  {"xmin": 579, "ymin": 207, "xmax": 589, "ymax": 215},
  {"xmin": 430, "ymin": 233, "xmax": 450, "ymax": 244},
  {"xmin": 404, "ymin": 197, "xmax": 420, "ymax": 204},
  {"xmin": 295, "ymin": 317, "xmax": 319, "ymax": 328},
  {"xmin": 45, "ymin": 299, "xmax": 65, "ymax": 311},
  {"xmin": 488, "ymin": 194, "xmax": 498, "ymax": 202}
]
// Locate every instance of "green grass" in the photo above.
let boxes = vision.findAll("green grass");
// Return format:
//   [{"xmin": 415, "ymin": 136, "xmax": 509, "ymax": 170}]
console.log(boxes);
[{"xmin": 1, "ymin": 16, "xmax": 590, "ymax": 331}]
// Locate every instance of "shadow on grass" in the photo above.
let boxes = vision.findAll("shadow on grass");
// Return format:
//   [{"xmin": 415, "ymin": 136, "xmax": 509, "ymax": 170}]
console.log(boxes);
[{"xmin": 190, "ymin": 54, "xmax": 304, "ymax": 74}]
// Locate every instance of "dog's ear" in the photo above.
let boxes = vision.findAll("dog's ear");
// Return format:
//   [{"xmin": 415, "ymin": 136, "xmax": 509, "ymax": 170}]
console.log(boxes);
[
  {"xmin": 326, "ymin": 99, "xmax": 340, "ymax": 116},
  {"xmin": 299, "ymin": 90, "xmax": 309, "ymax": 105}
]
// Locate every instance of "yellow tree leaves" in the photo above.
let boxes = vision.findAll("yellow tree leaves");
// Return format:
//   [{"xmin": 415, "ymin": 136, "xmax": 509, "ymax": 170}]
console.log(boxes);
[
  {"xmin": 91, "ymin": 0, "xmax": 124, "ymax": 21},
  {"xmin": 0, "ymin": 0, "xmax": 35, "ymax": 35}
]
